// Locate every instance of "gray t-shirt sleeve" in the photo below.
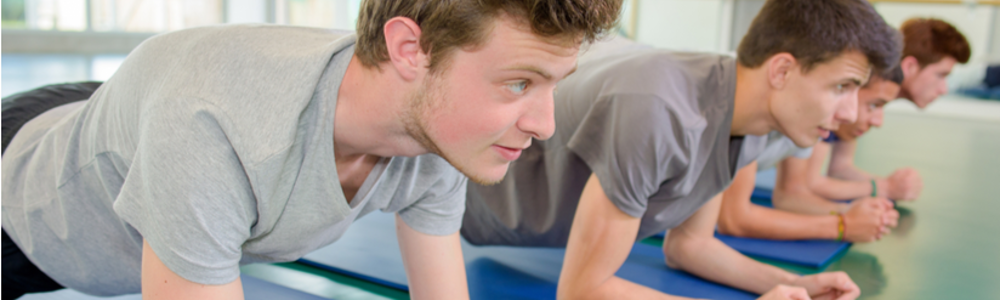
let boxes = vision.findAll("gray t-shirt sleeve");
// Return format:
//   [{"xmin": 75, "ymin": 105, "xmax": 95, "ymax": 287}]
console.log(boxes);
[
  {"xmin": 791, "ymin": 146, "xmax": 814, "ymax": 159},
  {"xmin": 396, "ymin": 167, "xmax": 468, "ymax": 236},
  {"xmin": 113, "ymin": 97, "xmax": 256, "ymax": 285},
  {"xmin": 565, "ymin": 95, "xmax": 688, "ymax": 218}
]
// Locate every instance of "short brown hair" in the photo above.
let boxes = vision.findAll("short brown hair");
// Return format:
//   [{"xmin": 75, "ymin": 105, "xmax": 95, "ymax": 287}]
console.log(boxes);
[
  {"xmin": 866, "ymin": 65, "xmax": 904, "ymax": 87},
  {"xmin": 901, "ymin": 18, "xmax": 970, "ymax": 66},
  {"xmin": 356, "ymin": 0, "xmax": 622, "ymax": 72},
  {"xmin": 737, "ymin": 0, "xmax": 900, "ymax": 74}
]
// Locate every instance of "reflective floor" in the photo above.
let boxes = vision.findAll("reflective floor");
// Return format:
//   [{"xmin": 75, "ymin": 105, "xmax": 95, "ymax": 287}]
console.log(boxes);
[{"xmin": 834, "ymin": 109, "xmax": 1000, "ymax": 299}]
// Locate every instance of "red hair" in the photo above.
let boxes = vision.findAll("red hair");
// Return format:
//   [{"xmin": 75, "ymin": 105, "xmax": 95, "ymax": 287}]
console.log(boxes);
[{"xmin": 901, "ymin": 18, "xmax": 970, "ymax": 66}]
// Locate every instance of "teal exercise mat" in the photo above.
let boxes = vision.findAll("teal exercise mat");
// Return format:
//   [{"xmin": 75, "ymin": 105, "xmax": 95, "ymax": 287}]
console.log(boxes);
[
  {"xmin": 19, "ymin": 275, "xmax": 328, "ymax": 300},
  {"xmin": 652, "ymin": 230, "xmax": 851, "ymax": 269},
  {"xmin": 751, "ymin": 188, "xmax": 775, "ymax": 207},
  {"xmin": 299, "ymin": 212, "xmax": 757, "ymax": 299}
]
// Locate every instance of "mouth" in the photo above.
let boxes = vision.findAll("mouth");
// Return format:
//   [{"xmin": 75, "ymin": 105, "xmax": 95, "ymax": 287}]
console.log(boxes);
[
  {"xmin": 817, "ymin": 127, "xmax": 832, "ymax": 139},
  {"xmin": 492, "ymin": 145, "xmax": 524, "ymax": 161}
]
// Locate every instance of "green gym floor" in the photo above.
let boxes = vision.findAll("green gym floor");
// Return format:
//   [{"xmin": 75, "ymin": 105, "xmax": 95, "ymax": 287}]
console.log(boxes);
[{"xmin": 238, "ymin": 99, "xmax": 1000, "ymax": 299}]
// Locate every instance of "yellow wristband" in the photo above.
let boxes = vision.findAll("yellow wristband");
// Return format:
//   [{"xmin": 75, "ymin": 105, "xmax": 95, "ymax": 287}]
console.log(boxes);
[
  {"xmin": 836, "ymin": 214, "xmax": 845, "ymax": 242},
  {"xmin": 830, "ymin": 211, "xmax": 845, "ymax": 242}
]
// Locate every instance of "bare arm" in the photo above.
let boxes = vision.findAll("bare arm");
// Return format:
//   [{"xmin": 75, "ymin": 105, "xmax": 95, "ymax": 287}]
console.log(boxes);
[
  {"xmin": 826, "ymin": 139, "xmax": 875, "ymax": 181},
  {"xmin": 667, "ymin": 194, "xmax": 861, "ymax": 299},
  {"xmin": 666, "ymin": 194, "xmax": 799, "ymax": 294},
  {"xmin": 396, "ymin": 214, "xmax": 469, "ymax": 300},
  {"xmin": 141, "ymin": 240, "xmax": 244, "ymax": 300},
  {"xmin": 717, "ymin": 161, "xmax": 841, "ymax": 241},
  {"xmin": 797, "ymin": 142, "xmax": 874, "ymax": 201},
  {"xmin": 773, "ymin": 153, "xmax": 851, "ymax": 215},
  {"xmin": 829, "ymin": 139, "xmax": 923, "ymax": 201},
  {"xmin": 557, "ymin": 174, "xmax": 693, "ymax": 300},
  {"xmin": 728, "ymin": 161, "xmax": 896, "ymax": 243}
]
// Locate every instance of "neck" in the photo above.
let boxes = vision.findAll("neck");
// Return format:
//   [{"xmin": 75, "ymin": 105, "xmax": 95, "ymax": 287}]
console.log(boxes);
[
  {"xmin": 896, "ymin": 82, "xmax": 913, "ymax": 101},
  {"xmin": 731, "ymin": 64, "xmax": 777, "ymax": 137},
  {"xmin": 334, "ymin": 56, "xmax": 428, "ymax": 160}
]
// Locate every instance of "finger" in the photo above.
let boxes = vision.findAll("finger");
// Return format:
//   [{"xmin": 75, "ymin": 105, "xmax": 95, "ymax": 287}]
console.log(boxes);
[
  {"xmin": 810, "ymin": 291, "xmax": 837, "ymax": 300},
  {"xmin": 834, "ymin": 287, "xmax": 860, "ymax": 300},
  {"xmin": 789, "ymin": 286, "xmax": 812, "ymax": 300},
  {"xmin": 828, "ymin": 273, "xmax": 860, "ymax": 300},
  {"xmin": 881, "ymin": 199, "xmax": 894, "ymax": 210},
  {"xmin": 887, "ymin": 211, "xmax": 900, "ymax": 227}
]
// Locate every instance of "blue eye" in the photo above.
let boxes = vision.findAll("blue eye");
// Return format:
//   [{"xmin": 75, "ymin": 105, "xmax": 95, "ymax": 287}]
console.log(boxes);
[
  {"xmin": 507, "ymin": 81, "xmax": 528, "ymax": 95},
  {"xmin": 835, "ymin": 84, "xmax": 845, "ymax": 93}
]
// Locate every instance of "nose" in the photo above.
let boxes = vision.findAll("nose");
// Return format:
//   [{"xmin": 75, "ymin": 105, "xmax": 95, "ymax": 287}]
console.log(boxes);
[
  {"xmin": 518, "ymin": 90, "xmax": 557, "ymax": 140},
  {"xmin": 835, "ymin": 91, "xmax": 859, "ymax": 125},
  {"xmin": 938, "ymin": 80, "xmax": 949, "ymax": 97}
]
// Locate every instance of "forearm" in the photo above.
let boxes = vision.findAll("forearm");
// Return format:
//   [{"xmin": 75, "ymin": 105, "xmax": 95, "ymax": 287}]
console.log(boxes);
[
  {"xmin": 772, "ymin": 185, "xmax": 851, "ymax": 215},
  {"xmin": 558, "ymin": 174, "xmax": 692, "ymax": 300},
  {"xmin": 719, "ymin": 204, "xmax": 841, "ymax": 240},
  {"xmin": 827, "ymin": 139, "xmax": 873, "ymax": 182},
  {"xmin": 827, "ymin": 163, "xmax": 876, "ymax": 182},
  {"xmin": 664, "ymin": 232, "xmax": 798, "ymax": 295},
  {"xmin": 808, "ymin": 176, "xmax": 873, "ymax": 201}
]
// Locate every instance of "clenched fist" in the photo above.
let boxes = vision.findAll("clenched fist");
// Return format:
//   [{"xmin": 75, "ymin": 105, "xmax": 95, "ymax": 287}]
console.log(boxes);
[{"xmin": 884, "ymin": 168, "xmax": 922, "ymax": 201}]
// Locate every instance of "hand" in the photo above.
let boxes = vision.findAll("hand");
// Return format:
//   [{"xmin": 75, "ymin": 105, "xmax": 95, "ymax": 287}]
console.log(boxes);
[
  {"xmin": 792, "ymin": 271, "xmax": 860, "ymax": 300},
  {"xmin": 878, "ymin": 198, "xmax": 899, "ymax": 229},
  {"xmin": 884, "ymin": 168, "xmax": 922, "ymax": 201},
  {"xmin": 757, "ymin": 285, "xmax": 811, "ymax": 300},
  {"xmin": 843, "ymin": 198, "xmax": 891, "ymax": 242}
]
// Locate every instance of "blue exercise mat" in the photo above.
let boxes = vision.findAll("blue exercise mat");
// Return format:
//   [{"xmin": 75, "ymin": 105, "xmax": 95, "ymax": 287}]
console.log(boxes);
[
  {"xmin": 650, "ymin": 229, "xmax": 850, "ymax": 269},
  {"xmin": 300, "ymin": 212, "xmax": 757, "ymax": 300},
  {"xmin": 19, "ymin": 275, "xmax": 327, "ymax": 300},
  {"xmin": 713, "ymin": 234, "xmax": 850, "ymax": 268}
]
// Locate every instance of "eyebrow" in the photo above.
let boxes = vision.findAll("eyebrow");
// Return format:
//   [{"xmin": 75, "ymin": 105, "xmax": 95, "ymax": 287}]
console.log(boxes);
[
  {"xmin": 505, "ymin": 64, "xmax": 578, "ymax": 80},
  {"xmin": 842, "ymin": 77, "xmax": 864, "ymax": 86},
  {"xmin": 505, "ymin": 65, "xmax": 552, "ymax": 80}
]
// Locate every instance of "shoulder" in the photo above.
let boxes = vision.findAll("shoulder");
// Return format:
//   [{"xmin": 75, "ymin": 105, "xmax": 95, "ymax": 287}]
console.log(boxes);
[
  {"xmin": 139, "ymin": 24, "xmax": 354, "ymax": 51},
  {"xmin": 579, "ymin": 51, "xmax": 729, "ymax": 120}
]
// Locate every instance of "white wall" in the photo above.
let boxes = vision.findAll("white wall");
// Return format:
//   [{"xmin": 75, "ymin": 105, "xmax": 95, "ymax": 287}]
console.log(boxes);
[
  {"xmin": 873, "ymin": 3, "xmax": 999, "ymax": 89},
  {"xmin": 226, "ymin": 0, "xmax": 269, "ymax": 24},
  {"xmin": 634, "ymin": 0, "xmax": 732, "ymax": 53}
]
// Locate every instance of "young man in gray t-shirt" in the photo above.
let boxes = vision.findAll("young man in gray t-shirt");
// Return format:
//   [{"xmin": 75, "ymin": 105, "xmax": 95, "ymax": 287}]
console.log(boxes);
[
  {"xmin": 1, "ymin": 1, "xmax": 622, "ymax": 299},
  {"xmin": 718, "ymin": 19, "xmax": 971, "ymax": 244},
  {"xmin": 461, "ymin": 0, "xmax": 900, "ymax": 299}
]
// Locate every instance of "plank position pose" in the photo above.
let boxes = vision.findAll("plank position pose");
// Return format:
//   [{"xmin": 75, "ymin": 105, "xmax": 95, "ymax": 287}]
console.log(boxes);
[
  {"xmin": 0, "ymin": 0, "xmax": 621, "ymax": 299},
  {"xmin": 718, "ymin": 18, "xmax": 970, "ymax": 242},
  {"xmin": 459, "ymin": 0, "xmax": 900, "ymax": 299}
]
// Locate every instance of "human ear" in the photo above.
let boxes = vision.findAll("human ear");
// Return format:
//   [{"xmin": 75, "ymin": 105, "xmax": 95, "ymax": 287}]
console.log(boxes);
[
  {"xmin": 900, "ymin": 56, "xmax": 921, "ymax": 79},
  {"xmin": 767, "ymin": 53, "xmax": 797, "ymax": 90},
  {"xmin": 383, "ymin": 17, "xmax": 429, "ymax": 82}
]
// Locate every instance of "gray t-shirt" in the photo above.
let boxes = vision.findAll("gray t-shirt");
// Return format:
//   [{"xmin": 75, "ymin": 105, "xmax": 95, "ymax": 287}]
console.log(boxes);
[
  {"xmin": 1, "ymin": 24, "xmax": 466, "ymax": 296},
  {"xmin": 460, "ymin": 41, "xmax": 766, "ymax": 247},
  {"xmin": 755, "ymin": 131, "xmax": 814, "ymax": 171}
]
